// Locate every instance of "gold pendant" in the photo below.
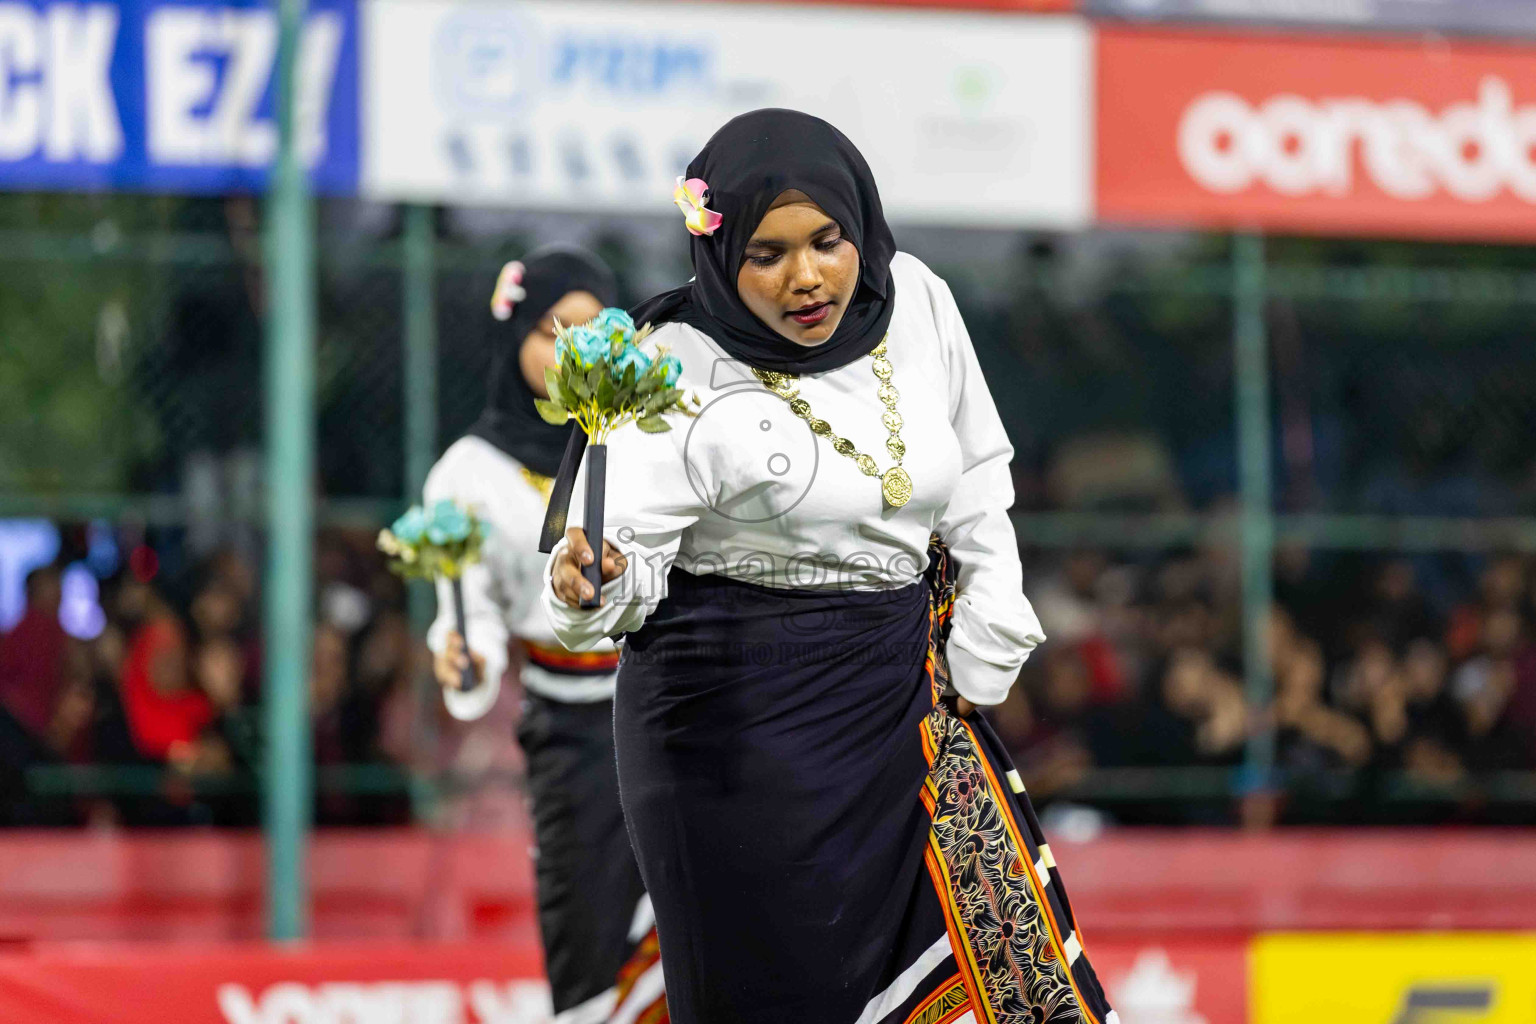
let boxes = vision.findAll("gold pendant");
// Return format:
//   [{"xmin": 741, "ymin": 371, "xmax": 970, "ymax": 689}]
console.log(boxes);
[{"xmin": 881, "ymin": 466, "xmax": 912, "ymax": 508}]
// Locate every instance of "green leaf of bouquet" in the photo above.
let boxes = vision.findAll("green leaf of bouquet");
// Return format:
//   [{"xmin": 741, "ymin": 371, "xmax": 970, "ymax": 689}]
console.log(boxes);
[
  {"xmin": 586, "ymin": 367, "xmax": 604, "ymax": 396},
  {"xmin": 544, "ymin": 367, "xmax": 565, "ymax": 405},
  {"xmin": 534, "ymin": 399, "xmax": 571, "ymax": 425},
  {"xmin": 567, "ymin": 371, "xmax": 590, "ymax": 401},
  {"xmin": 636, "ymin": 376, "xmax": 660, "ymax": 396},
  {"xmin": 636, "ymin": 414, "xmax": 672, "ymax": 433},
  {"xmin": 596, "ymin": 372, "xmax": 616, "ymax": 409}
]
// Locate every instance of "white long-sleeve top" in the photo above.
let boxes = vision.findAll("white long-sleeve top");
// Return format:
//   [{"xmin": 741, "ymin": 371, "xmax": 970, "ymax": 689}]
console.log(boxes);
[
  {"xmin": 540, "ymin": 252, "xmax": 1043, "ymax": 706},
  {"xmin": 424, "ymin": 436, "xmax": 617, "ymax": 721}
]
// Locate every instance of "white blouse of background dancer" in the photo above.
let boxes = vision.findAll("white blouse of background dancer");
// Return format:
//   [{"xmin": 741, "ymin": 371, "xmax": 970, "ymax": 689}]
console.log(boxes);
[
  {"xmin": 540, "ymin": 250, "xmax": 1043, "ymax": 708},
  {"xmin": 425, "ymin": 276, "xmax": 620, "ymax": 721},
  {"xmin": 424, "ymin": 435, "xmax": 619, "ymax": 721}
]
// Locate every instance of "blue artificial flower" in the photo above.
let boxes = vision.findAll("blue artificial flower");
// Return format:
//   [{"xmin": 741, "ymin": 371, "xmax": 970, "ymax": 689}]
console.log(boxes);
[
  {"xmin": 591, "ymin": 307, "xmax": 635, "ymax": 344},
  {"xmin": 579, "ymin": 328, "xmax": 612, "ymax": 366},
  {"xmin": 611, "ymin": 345, "xmax": 653, "ymax": 382},
  {"xmin": 560, "ymin": 324, "xmax": 611, "ymax": 369},
  {"xmin": 390, "ymin": 506, "xmax": 427, "ymax": 545},
  {"xmin": 656, "ymin": 353, "xmax": 682, "ymax": 386},
  {"xmin": 425, "ymin": 500, "xmax": 473, "ymax": 545}
]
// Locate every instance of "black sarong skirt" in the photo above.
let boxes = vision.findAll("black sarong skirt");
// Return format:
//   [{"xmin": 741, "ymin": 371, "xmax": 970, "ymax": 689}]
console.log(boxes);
[{"xmin": 614, "ymin": 541, "xmax": 1115, "ymax": 1024}]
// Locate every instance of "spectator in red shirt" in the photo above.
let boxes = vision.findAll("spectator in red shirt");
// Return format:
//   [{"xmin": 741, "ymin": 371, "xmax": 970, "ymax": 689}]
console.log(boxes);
[
  {"xmin": 119, "ymin": 591, "xmax": 215, "ymax": 767},
  {"xmin": 0, "ymin": 566, "xmax": 82, "ymax": 749}
]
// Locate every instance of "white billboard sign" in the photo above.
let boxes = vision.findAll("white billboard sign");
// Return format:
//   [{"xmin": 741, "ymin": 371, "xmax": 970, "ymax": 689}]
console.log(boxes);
[{"xmin": 361, "ymin": 0, "xmax": 1091, "ymax": 228}]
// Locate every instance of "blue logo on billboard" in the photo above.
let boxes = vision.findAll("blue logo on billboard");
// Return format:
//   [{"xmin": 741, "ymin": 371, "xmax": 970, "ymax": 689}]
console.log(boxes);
[
  {"xmin": 548, "ymin": 33, "xmax": 711, "ymax": 98},
  {"xmin": 431, "ymin": 8, "xmax": 543, "ymax": 118},
  {"xmin": 430, "ymin": 8, "xmax": 713, "ymax": 121}
]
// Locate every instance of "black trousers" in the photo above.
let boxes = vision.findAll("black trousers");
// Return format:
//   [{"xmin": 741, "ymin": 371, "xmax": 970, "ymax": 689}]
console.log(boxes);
[{"xmin": 516, "ymin": 693, "xmax": 647, "ymax": 1014}]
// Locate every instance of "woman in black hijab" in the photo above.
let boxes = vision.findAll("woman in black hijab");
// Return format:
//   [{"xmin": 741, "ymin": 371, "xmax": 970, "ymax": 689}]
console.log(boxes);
[
  {"xmin": 544, "ymin": 111, "xmax": 1114, "ymax": 1023},
  {"xmin": 629, "ymin": 108, "xmax": 897, "ymax": 375},
  {"xmin": 423, "ymin": 245, "xmax": 662, "ymax": 1020},
  {"xmin": 471, "ymin": 245, "xmax": 618, "ymax": 476}
]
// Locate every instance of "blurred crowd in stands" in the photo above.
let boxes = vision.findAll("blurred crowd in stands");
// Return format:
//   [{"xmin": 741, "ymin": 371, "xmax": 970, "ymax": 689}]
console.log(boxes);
[
  {"xmin": 1005, "ymin": 541, "xmax": 1536, "ymax": 826},
  {"xmin": 0, "ymin": 527, "xmax": 429, "ymax": 827},
  {"xmin": 3, "ymin": 520, "xmax": 1536, "ymax": 829}
]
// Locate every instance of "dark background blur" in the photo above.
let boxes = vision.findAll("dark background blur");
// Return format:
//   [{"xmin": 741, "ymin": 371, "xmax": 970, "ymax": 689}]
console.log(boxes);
[{"xmin": 4, "ymin": 192, "xmax": 1535, "ymax": 833}]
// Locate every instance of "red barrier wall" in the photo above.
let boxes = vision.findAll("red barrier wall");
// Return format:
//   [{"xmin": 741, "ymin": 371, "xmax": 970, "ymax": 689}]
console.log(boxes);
[
  {"xmin": 0, "ymin": 937, "xmax": 1245, "ymax": 1024},
  {"xmin": 2, "ymin": 827, "xmax": 1533, "ymax": 945},
  {"xmin": 0, "ymin": 829, "xmax": 539, "ymax": 946},
  {"xmin": 1060, "ymin": 829, "xmax": 1536, "ymax": 933},
  {"xmin": 6, "ymin": 932, "xmax": 1534, "ymax": 1023}
]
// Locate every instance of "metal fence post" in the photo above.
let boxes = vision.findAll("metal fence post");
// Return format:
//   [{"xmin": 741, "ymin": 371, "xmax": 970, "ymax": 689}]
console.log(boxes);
[
  {"xmin": 402, "ymin": 204, "xmax": 438, "ymax": 633},
  {"xmin": 401, "ymin": 205, "xmax": 442, "ymax": 819},
  {"xmin": 263, "ymin": 0, "xmax": 315, "ymax": 941},
  {"xmin": 1234, "ymin": 233, "xmax": 1275, "ymax": 783}
]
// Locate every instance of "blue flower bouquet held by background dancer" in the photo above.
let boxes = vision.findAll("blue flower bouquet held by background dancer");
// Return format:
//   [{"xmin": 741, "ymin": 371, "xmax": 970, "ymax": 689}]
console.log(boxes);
[
  {"xmin": 377, "ymin": 499, "xmax": 488, "ymax": 689},
  {"xmin": 533, "ymin": 307, "xmax": 695, "ymax": 607}
]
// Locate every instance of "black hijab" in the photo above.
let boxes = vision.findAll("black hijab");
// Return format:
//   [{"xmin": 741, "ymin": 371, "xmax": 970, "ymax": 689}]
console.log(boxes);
[
  {"xmin": 468, "ymin": 244, "xmax": 617, "ymax": 477},
  {"xmin": 630, "ymin": 108, "xmax": 898, "ymax": 375}
]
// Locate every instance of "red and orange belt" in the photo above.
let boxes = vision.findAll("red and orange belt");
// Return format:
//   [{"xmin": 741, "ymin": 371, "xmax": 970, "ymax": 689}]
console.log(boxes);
[{"xmin": 523, "ymin": 638, "xmax": 620, "ymax": 675}]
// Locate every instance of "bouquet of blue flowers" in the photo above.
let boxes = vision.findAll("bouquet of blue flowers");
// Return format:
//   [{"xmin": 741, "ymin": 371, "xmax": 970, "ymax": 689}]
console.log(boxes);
[
  {"xmin": 378, "ymin": 499, "xmax": 488, "ymax": 689},
  {"xmin": 535, "ymin": 308, "xmax": 695, "ymax": 606},
  {"xmin": 534, "ymin": 308, "xmax": 693, "ymax": 439}
]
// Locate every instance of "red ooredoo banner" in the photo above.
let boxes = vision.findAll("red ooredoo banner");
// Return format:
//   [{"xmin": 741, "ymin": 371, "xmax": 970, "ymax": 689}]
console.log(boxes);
[{"xmin": 1097, "ymin": 28, "xmax": 1536, "ymax": 241}]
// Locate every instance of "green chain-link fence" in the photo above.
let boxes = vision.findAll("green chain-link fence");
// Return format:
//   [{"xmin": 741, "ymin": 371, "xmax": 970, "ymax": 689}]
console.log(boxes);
[{"xmin": 4, "ymin": 196, "xmax": 1536, "ymax": 829}]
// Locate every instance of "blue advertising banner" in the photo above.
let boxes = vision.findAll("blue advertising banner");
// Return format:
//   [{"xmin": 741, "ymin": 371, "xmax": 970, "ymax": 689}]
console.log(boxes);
[{"xmin": 0, "ymin": 0, "xmax": 358, "ymax": 194}]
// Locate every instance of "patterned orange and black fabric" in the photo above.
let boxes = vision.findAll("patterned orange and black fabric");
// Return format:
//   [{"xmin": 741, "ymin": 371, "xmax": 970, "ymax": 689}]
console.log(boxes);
[
  {"xmin": 899, "ymin": 537, "xmax": 1114, "ymax": 1024},
  {"xmin": 610, "ymin": 924, "xmax": 669, "ymax": 1024}
]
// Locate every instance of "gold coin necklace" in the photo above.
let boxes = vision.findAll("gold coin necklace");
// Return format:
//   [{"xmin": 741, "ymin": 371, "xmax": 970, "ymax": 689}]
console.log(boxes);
[
  {"xmin": 751, "ymin": 335, "xmax": 912, "ymax": 508},
  {"xmin": 519, "ymin": 466, "xmax": 555, "ymax": 502}
]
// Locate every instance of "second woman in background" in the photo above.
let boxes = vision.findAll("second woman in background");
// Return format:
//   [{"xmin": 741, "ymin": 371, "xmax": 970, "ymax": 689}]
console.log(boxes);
[{"xmin": 425, "ymin": 245, "xmax": 662, "ymax": 1023}]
